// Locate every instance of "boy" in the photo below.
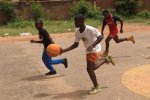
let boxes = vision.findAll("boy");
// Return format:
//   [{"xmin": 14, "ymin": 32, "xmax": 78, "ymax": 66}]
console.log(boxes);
[
  {"xmin": 30, "ymin": 19, "xmax": 68, "ymax": 75},
  {"xmin": 101, "ymin": 9, "xmax": 135, "ymax": 57},
  {"xmin": 61, "ymin": 14, "xmax": 115, "ymax": 94}
]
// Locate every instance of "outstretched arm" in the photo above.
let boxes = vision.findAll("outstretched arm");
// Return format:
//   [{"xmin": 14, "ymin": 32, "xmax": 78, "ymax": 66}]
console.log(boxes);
[
  {"xmin": 31, "ymin": 34, "xmax": 43, "ymax": 44},
  {"xmin": 30, "ymin": 39, "xmax": 42, "ymax": 44},
  {"xmin": 62, "ymin": 42, "xmax": 79, "ymax": 53}
]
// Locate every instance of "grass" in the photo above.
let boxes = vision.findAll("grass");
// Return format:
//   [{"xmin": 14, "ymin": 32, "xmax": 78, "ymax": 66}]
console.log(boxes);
[
  {"xmin": 125, "ymin": 17, "xmax": 150, "ymax": 24},
  {"xmin": 0, "ymin": 17, "xmax": 150, "ymax": 36},
  {"xmin": 0, "ymin": 19, "xmax": 102, "ymax": 36}
]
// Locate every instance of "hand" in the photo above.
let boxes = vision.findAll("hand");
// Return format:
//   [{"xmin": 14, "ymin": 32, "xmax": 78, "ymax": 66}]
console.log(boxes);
[
  {"xmin": 87, "ymin": 45, "xmax": 93, "ymax": 52},
  {"xmin": 120, "ymin": 28, "xmax": 123, "ymax": 33},
  {"xmin": 60, "ymin": 48, "xmax": 64, "ymax": 55},
  {"xmin": 30, "ymin": 40, "xmax": 35, "ymax": 43}
]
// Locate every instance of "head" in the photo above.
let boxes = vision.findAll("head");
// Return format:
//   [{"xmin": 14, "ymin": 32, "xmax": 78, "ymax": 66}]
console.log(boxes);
[
  {"xmin": 74, "ymin": 14, "xmax": 85, "ymax": 28},
  {"xmin": 102, "ymin": 9, "xmax": 110, "ymax": 18},
  {"xmin": 35, "ymin": 19, "xmax": 43, "ymax": 30}
]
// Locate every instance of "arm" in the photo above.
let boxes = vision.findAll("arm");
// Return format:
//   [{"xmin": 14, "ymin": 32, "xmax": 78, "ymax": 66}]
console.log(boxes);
[
  {"xmin": 31, "ymin": 34, "xmax": 43, "ymax": 43},
  {"xmin": 101, "ymin": 20, "xmax": 106, "ymax": 36},
  {"xmin": 30, "ymin": 39, "xmax": 42, "ymax": 44},
  {"xmin": 62, "ymin": 42, "xmax": 79, "ymax": 53},
  {"xmin": 87, "ymin": 35, "xmax": 103, "ymax": 52},
  {"xmin": 120, "ymin": 19, "xmax": 123, "ymax": 33},
  {"xmin": 49, "ymin": 36, "xmax": 55, "ymax": 44},
  {"xmin": 114, "ymin": 16, "xmax": 123, "ymax": 33},
  {"xmin": 101, "ymin": 24, "xmax": 106, "ymax": 36}
]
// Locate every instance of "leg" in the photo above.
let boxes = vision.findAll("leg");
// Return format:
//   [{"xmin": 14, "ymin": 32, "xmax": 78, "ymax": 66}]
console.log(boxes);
[
  {"xmin": 114, "ymin": 35, "xmax": 135, "ymax": 44},
  {"xmin": 87, "ymin": 61, "xmax": 99, "ymax": 88},
  {"xmin": 113, "ymin": 35, "xmax": 128, "ymax": 43},
  {"xmin": 87, "ymin": 61, "xmax": 102, "ymax": 95},
  {"xmin": 42, "ymin": 50, "xmax": 55, "ymax": 72},
  {"xmin": 94, "ymin": 55, "xmax": 115, "ymax": 70},
  {"xmin": 102, "ymin": 36, "xmax": 113, "ymax": 57},
  {"xmin": 94, "ymin": 58, "xmax": 107, "ymax": 70},
  {"xmin": 48, "ymin": 58, "xmax": 68, "ymax": 68},
  {"xmin": 49, "ymin": 59, "xmax": 64, "ymax": 65},
  {"xmin": 105, "ymin": 36, "xmax": 113, "ymax": 52}
]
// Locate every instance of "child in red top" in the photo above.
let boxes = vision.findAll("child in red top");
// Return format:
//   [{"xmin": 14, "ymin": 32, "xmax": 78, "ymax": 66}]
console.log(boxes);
[{"xmin": 101, "ymin": 10, "xmax": 135, "ymax": 57}]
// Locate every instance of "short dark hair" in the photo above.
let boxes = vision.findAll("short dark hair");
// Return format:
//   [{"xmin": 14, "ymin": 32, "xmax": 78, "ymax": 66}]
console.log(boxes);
[
  {"xmin": 102, "ymin": 9, "xmax": 110, "ymax": 15},
  {"xmin": 35, "ymin": 19, "xmax": 43, "ymax": 26},
  {"xmin": 75, "ymin": 13, "xmax": 85, "ymax": 21}
]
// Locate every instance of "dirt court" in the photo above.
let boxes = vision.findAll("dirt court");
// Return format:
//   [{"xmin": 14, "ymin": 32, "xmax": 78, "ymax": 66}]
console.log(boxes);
[{"xmin": 0, "ymin": 23, "xmax": 150, "ymax": 100}]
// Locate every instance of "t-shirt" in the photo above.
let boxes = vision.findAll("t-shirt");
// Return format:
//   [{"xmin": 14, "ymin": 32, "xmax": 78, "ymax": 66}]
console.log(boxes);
[
  {"xmin": 39, "ymin": 28, "xmax": 54, "ymax": 48},
  {"xmin": 103, "ymin": 16, "xmax": 121, "ymax": 32},
  {"xmin": 75, "ymin": 25, "xmax": 101, "ymax": 54}
]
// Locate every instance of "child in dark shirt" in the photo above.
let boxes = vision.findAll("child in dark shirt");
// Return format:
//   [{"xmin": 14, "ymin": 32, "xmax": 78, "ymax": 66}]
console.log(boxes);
[{"xmin": 31, "ymin": 19, "xmax": 68, "ymax": 75}]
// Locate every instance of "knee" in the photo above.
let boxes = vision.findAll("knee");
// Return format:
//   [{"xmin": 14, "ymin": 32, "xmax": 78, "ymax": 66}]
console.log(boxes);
[
  {"xmin": 105, "ymin": 39, "xmax": 109, "ymax": 43},
  {"xmin": 87, "ymin": 67, "xmax": 90, "ymax": 72},
  {"xmin": 87, "ymin": 66, "xmax": 93, "ymax": 73},
  {"xmin": 115, "ymin": 40, "xmax": 120, "ymax": 43}
]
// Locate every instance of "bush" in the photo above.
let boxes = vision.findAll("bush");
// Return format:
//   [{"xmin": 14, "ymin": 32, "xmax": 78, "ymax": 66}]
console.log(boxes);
[
  {"xmin": 138, "ymin": 10, "xmax": 150, "ymax": 19},
  {"xmin": 107, "ymin": 8, "xmax": 116, "ymax": 15},
  {"xmin": 0, "ymin": 1, "xmax": 16, "ymax": 24},
  {"xmin": 7, "ymin": 18, "xmax": 33, "ymax": 28},
  {"xmin": 71, "ymin": 0, "xmax": 100, "ymax": 19},
  {"xmin": 30, "ymin": 3, "xmax": 45, "ymax": 20},
  {"xmin": 115, "ymin": 0, "xmax": 142, "ymax": 16}
]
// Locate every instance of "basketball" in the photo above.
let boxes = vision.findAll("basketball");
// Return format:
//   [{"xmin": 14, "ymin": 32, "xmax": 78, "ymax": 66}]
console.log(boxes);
[{"xmin": 46, "ymin": 44, "xmax": 61, "ymax": 57}]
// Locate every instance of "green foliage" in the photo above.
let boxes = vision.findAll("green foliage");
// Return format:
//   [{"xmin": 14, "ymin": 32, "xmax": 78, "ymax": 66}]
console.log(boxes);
[
  {"xmin": 30, "ymin": 3, "xmax": 44, "ymax": 20},
  {"xmin": 0, "ymin": 1, "xmax": 16, "ymax": 24},
  {"xmin": 107, "ymin": 8, "xmax": 116, "ymax": 15},
  {"xmin": 137, "ymin": 10, "xmax": 150, "ymax": 19},
  {"xmin": 71, "ymin": 0, "xmax": 100, "ymax": 19},
  {"xmin": 115, "ymin": 0, "xmax": 142, "ymax": 16},
  {"xmin": 7, "ymin": 18, "xmax": 33, "ymax": 28},
  {"xmin": 0, "ymin": 19, "xmax": 102, "ymax": 36}
]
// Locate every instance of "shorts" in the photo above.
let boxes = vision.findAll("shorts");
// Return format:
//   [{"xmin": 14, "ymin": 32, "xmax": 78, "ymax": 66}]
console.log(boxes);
[
  {"xmin": 86, "ymin": 52, "xmax": 101, "ymax": 63},
  {"xmin": 109, "ymin": 29, "xmax": 118, "ymax": 38}
]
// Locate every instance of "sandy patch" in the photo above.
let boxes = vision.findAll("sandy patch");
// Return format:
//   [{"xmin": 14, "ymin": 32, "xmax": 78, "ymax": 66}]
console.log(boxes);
[{"xmin": 122, "ymin": 64, "xmax": 150, "ymax": 98}]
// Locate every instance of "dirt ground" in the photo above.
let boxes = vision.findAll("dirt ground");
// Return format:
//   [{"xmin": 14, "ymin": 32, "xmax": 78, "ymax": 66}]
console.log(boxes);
[
  {"xmin": 0, "ymin": 23, "xmax": 150, "ymax": 100},
  {"xmin": 0, "ymin": 23, "xmax": 150, "ymax": 42}
]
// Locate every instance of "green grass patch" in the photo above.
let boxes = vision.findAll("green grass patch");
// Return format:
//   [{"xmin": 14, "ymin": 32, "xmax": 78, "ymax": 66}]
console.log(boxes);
[
  {"xmin": 0, "ymin": 18, "xmax": 150, "ymax": 36},
  {"xmin": 0, "ymin": 19, "xmax": 102, "ymax": 36},
  {"xmin": 125, "ymin": 17, "xmax": 150, "ymax": 24}
]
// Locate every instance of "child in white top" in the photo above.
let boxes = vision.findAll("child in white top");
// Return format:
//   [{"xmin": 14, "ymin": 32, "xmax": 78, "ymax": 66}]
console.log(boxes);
[{"xmin": 62, "ymin": 14, "xmax": 115, "ymax": 95}]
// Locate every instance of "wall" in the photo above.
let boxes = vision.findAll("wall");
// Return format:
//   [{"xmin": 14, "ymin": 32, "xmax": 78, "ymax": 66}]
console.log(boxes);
[
  {"xmin": 96, "ymin": 0, "xmax": 116, "ymax": 9},
  {"xmin": 142, "ymin": 0, "xmax": 150, "ymax": 10},
  {"xmin": 96, "ymin": 0, "xmax": 150, "ymax": 10},
  {"xmin": 16, "ymin": 1, "xmax": 72, "ymax": 20},
  {"xmin": 0, "ymin": 0, "xmax": 150, "ymax": 22}
]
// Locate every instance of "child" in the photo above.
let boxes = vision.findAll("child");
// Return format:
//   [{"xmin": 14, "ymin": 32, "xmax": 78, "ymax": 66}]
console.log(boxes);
[
  {"xmin": 101, "ymin": 9, "xmax": 135, "ymax": 57},
  {"xmin": 30, "ymin": 19, "xmax": 68, "ymax": 75},
  {"xmin": 61, "ymin": 14, "xmax": 115, "ymax": 94}
]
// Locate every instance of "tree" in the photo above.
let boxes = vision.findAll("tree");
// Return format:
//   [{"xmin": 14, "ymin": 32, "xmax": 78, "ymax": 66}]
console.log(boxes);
[{"xmin": 115, "ymin": 0, "xmax": 142, "ymax": 16}]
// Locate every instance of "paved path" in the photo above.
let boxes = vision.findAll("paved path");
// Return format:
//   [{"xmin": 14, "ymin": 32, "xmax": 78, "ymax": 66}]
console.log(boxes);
[{"xmin": 0, "ymin": 31, "xmax": 150, "ymax": 100}]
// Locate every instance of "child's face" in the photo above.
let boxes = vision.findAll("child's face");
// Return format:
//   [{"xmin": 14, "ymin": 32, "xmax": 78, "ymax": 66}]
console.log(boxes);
[
  {"xmin": 103, "ymin": 12, "xmax": 110, "ymax": 18},
  {"xmin": 35, "ymin": 23, "xmax": 42, "ymax": 30},
  {"xmin": 74, "ymin": 18, "xmax": 84, "ymax": 28}
]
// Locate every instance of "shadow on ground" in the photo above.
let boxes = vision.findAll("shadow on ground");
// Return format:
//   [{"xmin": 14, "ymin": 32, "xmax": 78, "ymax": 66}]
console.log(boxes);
[
  {"xmin": 33, "ymin": 90, "xmax": 89, "ymax": 99},
  {"xmin": 21, "ymin": 74, "xmax": 65, "ymax": 81},
  {"xmin": 113, "ymin": 55, "xmax": 131, "ymax": 59},
  {"xmin": 39, "ymin": 86, "xmax": 108, "ymax": 99}
]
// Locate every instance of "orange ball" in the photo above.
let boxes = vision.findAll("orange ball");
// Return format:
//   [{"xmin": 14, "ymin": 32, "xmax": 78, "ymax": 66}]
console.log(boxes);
[{"xmin": 46, "ymin": 44, "xmax": 61, "ymax": 57}]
